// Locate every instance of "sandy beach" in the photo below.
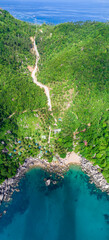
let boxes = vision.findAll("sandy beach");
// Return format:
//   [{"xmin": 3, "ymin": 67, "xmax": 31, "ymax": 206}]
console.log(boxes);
[
  {"xmin": 32, "ymin": 151, "xmax": 81, "ymax": 170},
  {"xmin": 29, "ymin": 151, "xmax": 81, "ymax": 176},
  {"xmin": 1, "ymin": 151, "xmax": 109, "ymax": 205},
  {"xmin": 60, "ymin": 151, "xmax": 81, "ymax": 166}
]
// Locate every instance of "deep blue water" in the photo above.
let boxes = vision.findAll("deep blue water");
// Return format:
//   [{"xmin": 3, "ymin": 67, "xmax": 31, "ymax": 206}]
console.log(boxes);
[
  {"xmin": 0, "ymin": 167, "xmax": 109, "ymax": 240},
  {"xmin": 0, "ymin": 0, "xmax": 109, "ymax": 24}
]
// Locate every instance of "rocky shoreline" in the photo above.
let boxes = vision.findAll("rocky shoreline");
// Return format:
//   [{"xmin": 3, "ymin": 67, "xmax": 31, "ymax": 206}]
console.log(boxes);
[
  {"xmin": 0, "ymin": 156, "xmax": 69, "ymax": 206},
  {"xmin": 0, "ymin": 155, "xmax": 109, "ymax": 207},
  {"xmin": 81, "ymin": 157, "xmax": 109, "ymax": 194}
]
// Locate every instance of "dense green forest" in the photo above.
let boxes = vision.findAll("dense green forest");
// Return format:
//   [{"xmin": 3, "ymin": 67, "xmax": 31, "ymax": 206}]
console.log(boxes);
[
  {"xmin": 0, "ymin": 10, "xmax": 50, "ymax": 182},
  {"xmin": 0, "ymin": 9, "xmax": 109, "ymax": 183},
  {"xmin": 35, "ymin": 22, "xmax": 109, "ymax": 181}
]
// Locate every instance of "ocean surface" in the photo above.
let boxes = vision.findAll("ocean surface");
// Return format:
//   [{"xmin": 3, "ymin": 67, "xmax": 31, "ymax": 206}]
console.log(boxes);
[
  {"xmin": 0, "ymin": 167, "xmax": 109, "ymax": 240},
  {"xmin": 0, "ymin": 0, "xmax": 109, "ymax": 24}
]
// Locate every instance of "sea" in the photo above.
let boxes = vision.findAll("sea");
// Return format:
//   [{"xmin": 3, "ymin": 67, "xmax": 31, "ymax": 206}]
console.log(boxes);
[
  {"xmin": 0, "ymin": 0, "xmax": 109, "ymax": 24},
  {"xmin": 0, "ymin": 167, "xmax": 109, "ymax": 240},
  {"xmin": 0, "ymin": 1, "xmax": 109, "ymax": 239}
]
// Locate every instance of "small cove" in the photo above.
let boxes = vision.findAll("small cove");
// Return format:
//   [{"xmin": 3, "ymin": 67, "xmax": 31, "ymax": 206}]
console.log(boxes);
[{"xmin": 0, "ymin": 166, "xmax": 109, "ymax": 240}]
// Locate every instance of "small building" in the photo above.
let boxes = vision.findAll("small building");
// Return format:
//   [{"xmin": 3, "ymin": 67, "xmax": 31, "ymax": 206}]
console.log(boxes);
[
  {"xmin": 54, "ymin": 123, "xmax": 57, "ymax": 126},
  {"xmin": 2, "ymin": 148, "xmax": 8, "ymax": 153},
  {"xmin": 53, "ymin": 156, "xmax": 57, "ymax": 162},
  {"xmin": 41, "ymin": 135, "xmax": 46, "ymax": 139},
  {"xmin": 84, "ymin": 140, "xmax": 88, "ymax": 146},
  {"xmin": 39, "ymin": 151, "xmax": 43, "ymax": 158},
  {"xmin": 9, "ymin": 153, "xmax": 12, "ymax": 156},
  {"xmin": 7, "ymin": 130, "xmax": 11, "ymax": 134},
  {"xmin": 39, "ymin": 29, "xmax": 43, "ymax": 33},
  {"xmin": 34, "ymin": 114, "xmax": 39, "ymax": 117},
  {"xmin": 58, "ymin": 118, "xmax": 62, "ymax": 121},
  {"xmin": 54, "ymin": 129, "xmax": 61, "ymax": 134}
]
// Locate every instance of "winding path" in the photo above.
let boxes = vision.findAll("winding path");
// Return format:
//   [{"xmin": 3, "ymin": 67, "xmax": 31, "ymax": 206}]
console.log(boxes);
[
  {"xmin": 8, "ymin": 38, "xmax": 56, "ymax": 144},
  {"xmin": 31, "ymin": 38, "xmax": 53, "ymax": 143},
  {"xmin": 32, "ymin": 39, "xmax": 52, "ymax": 111}
]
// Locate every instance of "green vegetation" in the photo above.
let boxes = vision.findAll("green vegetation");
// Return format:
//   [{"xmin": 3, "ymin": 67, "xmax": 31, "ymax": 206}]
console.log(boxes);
[
  {"xmin": 0, "ymin": 10, "xmax": 109, "ymax": 183},
  {"xmin": 0, "ymin": 10, "xmax": 50, "ymax": 183},
  {"xmin": 36, "ymin": 21, "xmax": 109, "ymax": 181}
]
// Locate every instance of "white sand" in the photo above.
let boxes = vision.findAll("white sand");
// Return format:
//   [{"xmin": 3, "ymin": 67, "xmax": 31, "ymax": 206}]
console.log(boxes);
[
  {"xmin": 32, "ymin": 151, "xmax": 81, "ymax": 170},
  {"xmin": 60, "ymin": 151, "xmax": 81, "ymax": 166}
]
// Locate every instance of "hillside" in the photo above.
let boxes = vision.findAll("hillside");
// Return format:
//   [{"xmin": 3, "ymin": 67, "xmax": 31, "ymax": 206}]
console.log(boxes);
[
  {"xmin": 35, "ymin": 22, "xmax": 109, "ymax": 181},
  {"xmin": 0, "ymin": 10, "xmax": 50, "ymax": 182},
  {"xmin": 0, "ymin": 10, "xmax": 109, "ymax": 183}
]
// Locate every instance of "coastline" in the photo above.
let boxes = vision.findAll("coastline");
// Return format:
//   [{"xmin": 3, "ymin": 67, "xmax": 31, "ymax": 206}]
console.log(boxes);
[
  {"xmin": 0, "ymin": 151, "xmax": 80, "ymax": 204},
  {"xmin": 0, "ymin": 151, "xmax": 109, "ymax": 207}
]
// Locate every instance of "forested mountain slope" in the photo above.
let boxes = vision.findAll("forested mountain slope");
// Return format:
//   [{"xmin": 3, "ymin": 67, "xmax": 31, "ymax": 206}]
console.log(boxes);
[
  {"xmin": 0, "ymin": 10, "xmax": 109, "ymax": 183},
  {"xmin": 0, "ymin": 10, "xmax": 47, "ymax": 121},
  {"xmin": 0, "ymin": 10, "xmax": 48, "ymax": 182},
  {"xmin": 36, "ymin": 22, "xmax": 109, "ymax": 181}
]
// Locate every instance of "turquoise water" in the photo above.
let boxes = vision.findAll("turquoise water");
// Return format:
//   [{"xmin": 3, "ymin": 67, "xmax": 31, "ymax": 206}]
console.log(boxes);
[{"xmin": 0, "ymin": 167, "xmax": 109, "ymax": 240}]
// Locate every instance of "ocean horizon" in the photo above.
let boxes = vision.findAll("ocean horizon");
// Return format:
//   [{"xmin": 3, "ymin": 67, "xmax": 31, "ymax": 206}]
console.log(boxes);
[{"xmin": 0, "ymin": 0, "xmax": 109, "ymax": 24}]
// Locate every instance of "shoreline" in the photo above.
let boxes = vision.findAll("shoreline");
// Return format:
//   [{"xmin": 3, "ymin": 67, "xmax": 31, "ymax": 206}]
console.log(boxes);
[{"xmin": 0, "ymin": 152, "xmax": 109, "ymax": 206}]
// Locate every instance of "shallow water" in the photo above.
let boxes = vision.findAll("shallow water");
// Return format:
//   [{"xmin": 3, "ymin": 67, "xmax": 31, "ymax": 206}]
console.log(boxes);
[
  {"xmin": 0, "ymin": 0, "xmax": 109, "ymax": 24},
  {"xmin": 0, "ymin": 167, "xmax": 109, "ymax": 240}
]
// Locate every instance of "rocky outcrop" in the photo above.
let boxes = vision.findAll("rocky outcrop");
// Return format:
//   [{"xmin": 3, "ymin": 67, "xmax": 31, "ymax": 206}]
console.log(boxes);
[
  {"xmin": 45, "ymin": 179, "xmax": 51, "ymax": 186},
  {"xmin": 0, "ymin": 156, "xmax": 68, "ymax": 205},
  {"xmin": 0, "ymin": 194, "xmax": 3, "ymax": 202},
  {"xmin": 0, "ymin": 155, "xmax": 109, "ymax": 207},
  {"xmin": 81, "ymin": 157, "xmax": 109, "ymax": 194}
]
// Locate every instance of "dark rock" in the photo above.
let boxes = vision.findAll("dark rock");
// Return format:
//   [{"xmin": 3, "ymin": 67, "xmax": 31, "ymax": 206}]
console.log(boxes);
[
  {"xmin": 0, "ymin": 194, "xmax": 3, "ymax": 202},
  {"xmin": 81, "ymin": 157, "xmax": 109, "ymax": 193},
  {"xmin": 53, "ymin": 181, "xmax": 57, "ymax": 185}
]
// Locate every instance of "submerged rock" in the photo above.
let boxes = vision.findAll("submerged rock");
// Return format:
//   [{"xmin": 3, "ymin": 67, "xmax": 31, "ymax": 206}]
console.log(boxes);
[
  {"xmin": 53, "ymin": 181, "xmax": 57, "ymax": 185},
  {"xmin": 45, "ymin": 179, "xmax": 51, "ymax": 186}
]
